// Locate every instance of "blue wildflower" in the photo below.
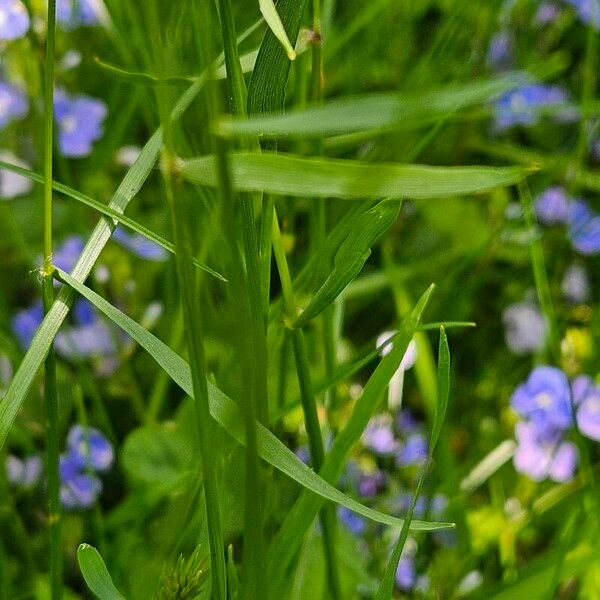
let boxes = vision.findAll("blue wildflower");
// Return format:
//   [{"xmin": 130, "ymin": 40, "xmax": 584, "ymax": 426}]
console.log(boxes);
[
  {"xmin": 494, "ymin": 84, "xmax": 570, "ymax": 129},
  {"xmin": 112, "ymin": 226, "xmax": 168, "ymax": 262},
  {"xmin": 12, "ymin": 300, "xmax": 43, "ymax": 350},
  {"xmin": 395, "ymin": 549, "xmax": 417, "ymax": 592},
  {"xmin": 511, "ymin": 366, "xmax": 572, "ymax": 432},
  {"xmin": 397, "ymin": 432, "xmax": 428, "ymax": 466},
  {"xmin": 573, "ymin": 376, "xmax": 600, "ymax": 442},
  {"xmin": 535, "ymin": 3, "xmax": 560, "ymax": 24},
  {"xmin": 0, "ymin": 0, "xmax": 30, "ymax": 40},
  {"xmin": 59, "ymin": 453, "xmax": 102, "ymax": 510},
  {"xmin": 562, "ymin": 264, "xmax": 590, "ymax": 304},
  {"xmin": 487, "ymin": 31, "xmax": 512, "ymax": 69},
  {"xmin": 337, "ymin": 507, "xmax": 366, "ymax": 536},
  {"xmin": 0, "ymin": 81, "xmax": 28, "ymax": 129},
  {"xmin": 535, "ymin": 186, "xmax": 570, "ymax": 225},
  {"xmin": 52, "ymin": 235, "xmax": 84, "ymax": 272},
  {"xmin": 568, "ymin": 199, "xmax": 600, "ymax": 255},
  {"xmin": 502, "ymin": 302, "xmax": 547, "ymax": 355},
  {"xmin": 564, "ymin": 0, "xmax": 600, "ymax": 27},
  {"xmin": 362, "ymin": 414, "xmax": 398, "ymax": 455},
  {"xmin": 6, "ymin": 454, "xmax": 42, "ymax": 488},
  {"xmin": 0, "ymin": 150, "xmax": 33, "ymax": 199},
  {"xmin": 356, "ymin": 469, "xmax": 386, "ymax": 498},
  {"xmin": 54, "ymin": 89, "xmax": 107, "ymax": 157},
  {"xmin": 66, "ymin": 425, "xmax": 114, "ymax": 472},
  {"xmin": 55, "ymin": 317, "xmax": 116, "ymax": 360},
  {"xmin": 57, "ymin": 0, "xmax": 105, "ymax": 28},
  {"xmin": 396, "ymin": 409, "xmax": 419, "ymax": 435}
]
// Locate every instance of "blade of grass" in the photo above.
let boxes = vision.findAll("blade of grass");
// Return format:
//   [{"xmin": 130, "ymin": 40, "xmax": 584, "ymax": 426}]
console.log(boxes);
[
  {"xmin": 259, "ymin": 0, "xmax": 297, "ymax": 60},
  {"xmin": 181, "ymin": 152, "xmax": 528, "ymax": 199},
  {"xmin": 77, "ymin": 544, "xmax": 125, "ymax": 600},
  {"xmin": 55, "ymin": 268, "xmax": 452, "ymax": 533}
]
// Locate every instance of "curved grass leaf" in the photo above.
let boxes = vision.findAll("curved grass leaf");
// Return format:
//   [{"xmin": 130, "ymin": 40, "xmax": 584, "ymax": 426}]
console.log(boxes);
[
  {"xmin": 181, "ymin": 152, "xmax": 527, "ymax": 200},
  {"xmin": 220, "ymin": 72, "xmax": 529, "ymax": 138},
  {"xmin": 56, "ymin": 268, "xmax": 451, "ymax": 534},
  {"xmin": 77, "ymin": 544, "xmax": 126, "ymax": 600},
  {"xmin": 259, "ymin": 0, "xmax": 296, "ymax": 60},
  {"xmin": 0, "ymin": 160, "xmax": 225, "ymax": 282}
]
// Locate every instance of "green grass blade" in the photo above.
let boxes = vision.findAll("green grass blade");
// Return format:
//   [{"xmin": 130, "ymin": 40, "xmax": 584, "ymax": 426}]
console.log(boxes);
[
  {"xmin": 0, "ymin": 160, "xmax": 226, "ymax": 282},
  {"xmin": 431, "ymin": 326, "xmax": 450, "ymax": 452},
  {"xmin": 181, "ymin": 152, "xmax": 527, "ymax": 200},
  {"xmin": 220, "ymin": 72, "xmax": 529, "ymax": 138},
  {"xmin": 259, "ymin": 0, "xmax": 297, "ymax": 60},
  {"xmin": 55, "ymin": 268, "xmax": 452, "ymax": 534},
  {"xmin": 77, "ymin": 544, "xmax": 126, "ymax": 600}
]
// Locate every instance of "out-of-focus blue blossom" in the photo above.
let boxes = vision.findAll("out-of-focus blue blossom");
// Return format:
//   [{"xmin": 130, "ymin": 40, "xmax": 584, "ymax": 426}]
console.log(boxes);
[
  {"xmin": 337, "ymin": 506, "xmax": 366, "ymax": 536},
  {"xmin": 115, "ymin": 145, "xmax": 141, "ymax": 168},
  {"xmin": 534, "ymin": 186, "xmax": 570, "ymax": 225},
  {"xmin": 54, "ymin": 89, "xmax": 107, "ymax": 157},
  {"xmin": 55, "ymin": 317, "xmax": 116, "ymax": 359},
  {"xmin": 431, "ymin": 493, "xmax": 448, "ymax": 518},
  {"xmin": 362, "ymin": 415, "xmax": 398, "ymax": 455},
  {"xmin": 59, "ymin": 453, "xmax": 102, "ymax": 509},
  {"xmin": 0, "ymin": 150, "xmax": 33, "ymax": 198},
  {"xmin": 513, "ymin": 420, "xmax": 578, "ymax": 482},
  {"xmin": 564, "ymin": 0, "xmax": 600, "ymax": 27},
  {"xmin": 502, "ymin": 302, "xmax": 547, "ymax": 355},
  {"xmin": 487, "ymin": 31, "xmax": 512, "ymax": 69},
  {"xmin": 395, "ymin": 549, "xmax": 416, "ymax": 592},
  {"xmin": 511, "ymin": 366, "xmax": 572, "ymax": 432},
  {"xmin": 568, "ymin": 199, "xmax": 600, "ymax": 255},
  {"xmin": 396, "ymin": 409, "xmax": 419, "ymax": 435},
  {"xmin": 356, "ymin": 469, "xmax": 386, "ymax": 498},
  {"xmin": 6, "ymin": 454, "xmax": 42, "ymax": 488},
  {"xmin": 0, "ymin": 0, "xmax": 30, "ymax": 40},
  {"xmin": 112, "ymin": 226, "xmax": 168, "ymax": 262},
  {"xmin": 57, "ymin": 0, "xmax": 105, "ymax": 28},
  {"xmin": 12, "ymin": 300, "xmax": 43, "ymax": 350},
  {"xmin": 66, "ymin": 425, "xmax": 114, "ymax": 472},
  {"xmin": 397, "ymin": 432, "xmax": 428, "ymax": 466},
  {"xmin": 0, "ymin": 81, "xmax": 28, "ymax": 129},
  {"xmin": 573, "ymin": 375, "xmax": 600, "ymax": 441},
  {"xmin": 52, "ymin": 235, "xmax": 83, "ymax": 273},
  {"xmin": 562, "ymin": 264, "xmax": 590, "ymax": 304},
  {"xmin": 494, "ymin": 84, "xmax": 570, "ymax": 129},
  {"xmin": 535, "ymin": 3, "xmax": 560, "ymax": 24},
  {"xmin": 295, "ymin": 445, "xmax": 310, "ymax": 466},
  {"xmin": 457, "ymin": 570, "xmax": 483, "ymax": 596}
]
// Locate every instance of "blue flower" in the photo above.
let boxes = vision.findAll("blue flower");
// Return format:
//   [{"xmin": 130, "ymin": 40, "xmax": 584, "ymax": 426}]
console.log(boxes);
[
  {"xmin": 502, "ymin": 302, "xmax": 547, "ymax": 355},
  {"xmin": 487, "ymin": 31, "xmax": 512, "ymax": 69},
  {"xmin": 54, "ymin": 90, "xmax": 107, "ymax": 157},
  {"xmin": 356, "ymin": 469, "xmax": 386, "ymax": 498},
  {"xmin": 12, "ymin": 300, "xmax": 43, "ymax": 350},
  {"xmin": 562, "ymin": 264, "xmax": 590, "ymax": 304},
  {"xmin": 112, "ymin": 226, "xmax": 168, "ymax": 262},
  {"xmin": 6, "ymin": 454, "xmax": 42, "ymax": 488},
  {"xmin": 396, "ymin": 432, "xmax": 428, "ymax": 466},
  {"xmin": 362, "ymin": 414, "xmax": 398, "ymax": 455},
  {"xmin": 396, "ymin": 409, "xmax": 419, "ymax": 435},
  {"xmin": 337, "ymin": 507, "xmax": 366, "ymax": 536},
  {"xmin": 59, "ymin": 453, "xmax": 102, "ymax": 510},
  {"xmin": 573, "ymin": 376, "xmax": 600, "ymax": 442},
  {"xmin": 0, "ymin": 81, "xmax": 28, "ymax": 129},
  {"xmin": 568, "ymin": 199, "xmax": 600, "ymax": 255},
  {"xmin": 564, "ymin": 0, "xmax": 600, "ymax": 27},
  {"xmin": 535, "ymin": 186, "xmax": 570, "ymax": 225},
  {"xmin": 0, "ymin": 0, "xmax": 30, "ymax": 40},
  {"xmin": 53, "ymin": 235, "xmax": 84, "ymax": 272},
  {"xmin": 513, "ymin": 420, "xmax": 578, "ymax": 482},
  {"xmin": 55, "ymin": 317, "xmax": 116, "ymax": 360},
  {"xmin": 511, "ymin": 366, "xmax": 572, "ymax": 432},
  {"xmin": 395, "ymin": 552, "xmax": 416, "ymax": 592},
  {"xmin": 66, "ymin": 424, "xmax": 114, "ymax": 472},
  {"xmin": 535, "ymin": 3, "xmax": 560, "ymax": 24},
  {"xmin": 494, "ymin": 84, "xmax": 570, "ymax": 129},
  {"xmin": 57, "ymin": 0, "xmax": 104, "ymax": 28}
]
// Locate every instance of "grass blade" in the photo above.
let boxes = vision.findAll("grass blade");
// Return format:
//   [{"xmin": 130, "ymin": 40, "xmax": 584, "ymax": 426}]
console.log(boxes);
[
  {"xmin": 181, "ymin": 152, "xmax": 527, "ymax": 200},
  {"xmin": 77, "ymin": 544, "xmax": 125, "ymax": 600},
  {"xmin": 259, "ymin": 0, "xmax": 296, "ymax": 60}
]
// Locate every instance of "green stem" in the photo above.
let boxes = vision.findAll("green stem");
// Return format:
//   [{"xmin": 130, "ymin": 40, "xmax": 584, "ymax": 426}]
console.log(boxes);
[{"xmin": 43, "ymin": 2, "xmax": 62, "ymax": 599}]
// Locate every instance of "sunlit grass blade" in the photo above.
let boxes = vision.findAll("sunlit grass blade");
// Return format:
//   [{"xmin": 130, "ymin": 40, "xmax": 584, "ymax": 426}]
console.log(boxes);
[
  {"xmin": 259, "ymin": 0, "xmax": 296, "ymax": 60},
  {"xmin": 55, "ymin": 268, "xmax": 452, "ymax": 533},
  {"xmin": 460, "ymin": 440, "xmax": 516, "ymax": 494},
  {"xmin": 181, "ymin": 152, "xmax": 527, "ymax": 200},
  {"xmin": 77, "ymin": 544, "xmax": 125, "ymax": 600}
]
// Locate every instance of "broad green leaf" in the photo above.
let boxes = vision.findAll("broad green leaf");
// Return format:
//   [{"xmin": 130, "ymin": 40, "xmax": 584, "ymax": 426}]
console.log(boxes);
[
  {"xmin": 181, "ymin": 152, "xmax": 527, "ymax": 200},
  {"xmin": 0, "ymin": 77, "xmax": 205, "ymax": 450},
  {"xmin": 77, "ymin": 544, "xmax": 126, "ymax": 600},
  {"xmin": 0, "ymin": 160, "xmax": 226, "ymax": 282},
  {"xmin": 259, "ymin": 0, "xmax": 296, "ymax": 60},
  {"xmin": 266, "ymin": 285, "xmax": 442, "ymax": 588},
  {"xmin": 247, "ymin": 0, "xmax": 307, "ymax": 114},
  {"xmin": 56, "ymin": 268, "xmax": 451, "ymax": 534},
  {"xmin": 294, "ymin": 200, "xmax": 401, "ymax": 327},
  {"xmin": 220, "ymin": 72, "xmax": 529, "ymax": 138}
]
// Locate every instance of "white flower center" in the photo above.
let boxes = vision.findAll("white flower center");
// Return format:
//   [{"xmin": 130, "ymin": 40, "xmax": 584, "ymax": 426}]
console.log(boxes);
[
  {"xmin": 61, "ymin": 115, "xmax": 77, "ymax": 133},
  {"xmin": 535, "ymin": 392, "xmax": 553, "ymax": 409}
]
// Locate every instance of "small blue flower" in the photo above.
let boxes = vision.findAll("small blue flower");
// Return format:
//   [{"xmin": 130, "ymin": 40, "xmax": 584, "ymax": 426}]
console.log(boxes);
[
  {"xmin": 112, "ymin": 226, "xmax": 168, "ymax": 262},
  {"xmin": 395, "ymin": 553, "xmax": 416, "ymax": 592},
  {"xmin": 66, "ymin": 425, "xmax": 114, "ymax": 472},
  {"xmin": 0, "ymin": 81, "xmax": 28, "ymax": 129},
  {"xmin": 59, "ymin": 453, "xmax": 102, "ymax": 510},
  {"xmin": 494, "ymin": 84, "xmax": 570, "ymax": 129},
  {"xmin": 54, "ymin": 90, "xmax": 107, "ymax": 157},
  {"xmin": 337, "ymin": 506, "xmax": 366, "ymax": 536},
  {"xmin": 396, "ymin": 409, "xmax": 419, "ymax": 435},
  {"xmin": 568, "ymin": 199, "xmax": 600, "ymax": 255},
  {"xmin": 562, "ymin": 264, "xmax": 590, "ymax": 304},
  {"xmin": 0, "ymin": 0, "xmax": 30, "ymax": 40},
  {"xmin": 396, "ymin": 433, "xmax": 428, "ymax": 466},
  {"xmin": 511, "ymin": 366, "xmax": 572, "ymax": 432},
  {"xmin": 564, "ymin": 0, "xmax": 600, "ymax": 27},
  {"xmin": 535, "ymin": 186, "xmax": 570, "ymax": 225},
  {"xmin": 356, "ymin": 470, "xmax": 386, "ymax": 498},
  {"xmin": 12, "ymin": 300, "xmax": 43, "ymax": 350},
  {"xmin": 6, "ymin": 454, "xmax": 42, "ymax": 488},
  {"xmin": 487, "ymin": 31, "xmax": 512, "ymax": 69},
  {"xmin": 573, "ymin": 376, "xmax": 600, "ymax": 442},
  {"xmin": 52, "ymin": 235, "xmax": 84, "ymax": 272},
  {"xmin": 535, "ymin": 3, "xmax": 560, "ymax": 24},
  {"xmin": 502, "ymin": 302, "xmax": 547, "ymax": 355},
  {"xmin": 362, "ymin": 415, "xmax": 398, "ymax": 455},
  {"xmin": 57, "ymin": 0, "xmax": 104, "ymax": 28}
]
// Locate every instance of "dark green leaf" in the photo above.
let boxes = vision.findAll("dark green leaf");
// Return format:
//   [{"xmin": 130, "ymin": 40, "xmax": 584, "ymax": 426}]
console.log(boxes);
[{"xmin": 77, "ymin": 544, "xmax": 126, "ymax": 600}]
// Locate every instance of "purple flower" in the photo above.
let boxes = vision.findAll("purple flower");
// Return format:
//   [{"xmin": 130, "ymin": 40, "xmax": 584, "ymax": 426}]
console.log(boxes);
[
  {"xmin": 513, "ymin": 421, "xmax": 578, "ymax": 482},
  {"xmin": 534, "ymin": 186, "xmax": 570, "ymax": 225},
  {"xmin": 487, "ymin": 32, "xmax": 512, "ymax": 69},
  {"xmin": 112, "ymin": 226, "xmax": 168, "ymax": 262},
  {"xmin": 397, "ymin": 433, "xmax": 428, "ymax": 466},
  {"xmin": 564, "ymin": 0, "xmax": 600, "ymax": 27},
  {"xmin": 6, "ymin": 454, "xmax": 42, "ymax": 488},
  {"xmin": 337, "ymin": 506, "xmax": 366, "ymax": 536},
  {"xmin": 562, "ymin": 264, "xmax": 590, "ymax": 304},
  {"xmin": 60, "ymin": 453, "xmax": 102, "ymax": 510},
  {"xmin": 535, "ymin": 3, "xmax": 560, "ymax": 24},
  {"xmin": 0, "ymin": 0, "xmax": 30, "ymax": 40},
  {"xmin": 511, "ymin": 366, "xmax": 572, "ymax": 432},
  {"xmin": 494, "ymin": 84, "xmax": 570, "ymax": 129},
  {"xmin": 0, "ymin": 150, "xmax": 33, "ymax": 199},
  {"xmin": 12, "ymin": 300, "xmax": 43, "ymax": 350},
  {"xmin": 0, "ymin": 81, "xmax": 28, "ymax": 129},
  {"xmin": 502, "ymin": 302, "xmax": 547, "ymax": 355},
  {"xmin": 53, "ymin": 235, "xmax": 84, "ymax": 272},
  {"xmin": 56, "ymin": 319, "xmax": 116, "ymax": 359},
  {"xmin": 66, "ymin": 425, "xmax": 114, "ymax": 471},
  {"xmin": 356, "ymin": 470, "xmax": 386, "ymax": 498},
  {"xmin": 54, "ymin": 90, "xmax": 107, "ymax": 157},
  {"xmin": 395, "ymin": 554, "xmax": 416, "ymax": 592},
  {"xmin": 362, "ymin": 415, "xmax": 398, "ymax": 455},
  {"xmin": 57, "ymin": 0, "xmax": 105, "ymax": 28},
  {"xmin": 568, "ymin": 200, "xmax": 600, "ymax": 255},
  {"xmin": 397, "ymin": 409, "xmax": 419, "ymax": 435},
  {"xmin": 573, "ymin": 376, "xmax": 600, "ymax": 441}
]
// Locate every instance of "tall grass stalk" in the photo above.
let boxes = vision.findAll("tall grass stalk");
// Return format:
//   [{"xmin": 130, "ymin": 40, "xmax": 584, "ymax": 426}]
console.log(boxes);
[{"xmin": 42, "ymin": 1, "xmax": 62, "ymax": 598}]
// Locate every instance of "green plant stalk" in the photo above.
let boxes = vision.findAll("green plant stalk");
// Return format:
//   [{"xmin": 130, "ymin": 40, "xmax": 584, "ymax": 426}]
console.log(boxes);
[
  {"xmin": 42, "ymin": 2, "xmax": 62, "ymax": 598},
  {"xmin": 272, "ymin": 210, "xmax": 342, "ymax": 600}
]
